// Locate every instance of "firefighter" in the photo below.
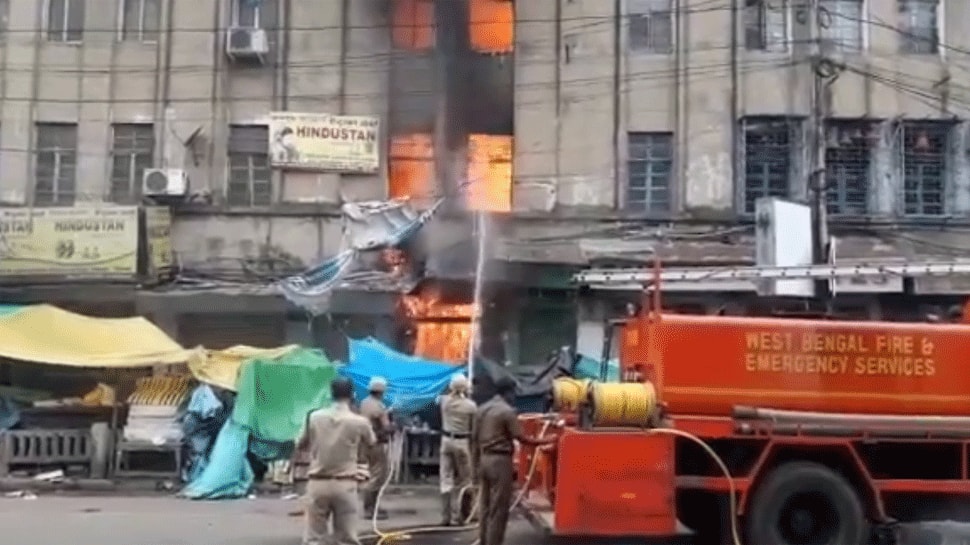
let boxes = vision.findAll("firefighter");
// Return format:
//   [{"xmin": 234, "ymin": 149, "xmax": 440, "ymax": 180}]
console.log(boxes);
[
  {"xmin": 359, "ymin": 376, "xmax": 393, "ymax": 520},
  {"xmin": 471, "ymin": 376, "xmax": 556, "ymax": 545},
  {"xmin": 296, "ymin": 377, "xmax": 376, "ymax": 545},
  {"xmin": 438, "ymin": 373, "xmax": 477, "ymax": 526}
]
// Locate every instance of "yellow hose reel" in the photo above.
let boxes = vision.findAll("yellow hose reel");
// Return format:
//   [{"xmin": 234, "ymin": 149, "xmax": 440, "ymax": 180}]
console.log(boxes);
[
  {"xmin": 552, "ymin": 378, "xmax": 592, "ymax": 412},
  {"xmin": 552, "ymin": 377, "xmax": 658, "ymax": 427}
]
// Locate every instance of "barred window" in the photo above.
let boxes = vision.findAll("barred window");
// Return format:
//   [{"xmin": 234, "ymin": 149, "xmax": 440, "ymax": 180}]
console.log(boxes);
[
  {"xmin": 825, "ymin": 120, "xmax": 873, "ymax": 215},
  {"xmin": 744, "ymin": 0, "xmax": 788, "ymax": 52},
  {"xmin": 34, "ymin": 123, "xmax": 78, "ymax": 206},
  {"xmin": 626, "ymin": 132, "xmax": 672, "ymax": 213},
  {"xmin": 902, "ymin": 122, "xmax": 947, "ymax": 216},
  {"xmin": 228, "ymin": 125, "xmax": 272, "ymax": 207},
  {"xmin": 819, "ymin": 0, "xmax": 864, "ymax": 53},
  {"xmin": 742, "ymin": 117, "xmax": 795, "ymax": 214},
  {"xmin": 898, "ymin": 0, "xmax": 939, "ymax": 54},
  {"xmin": 110, "ymin": 124, "xmax": 155, "ymax": 203},
  {"xmin": 48, "ymin": 0, "xmax": 85, "ymax": 42},
  {"xmin": 628, "ymin": 0, "xmax": 673, "ymax": 54},
  {"xmin": 121, "ymin": 0, "xmax": 160, "ymax": 43}
]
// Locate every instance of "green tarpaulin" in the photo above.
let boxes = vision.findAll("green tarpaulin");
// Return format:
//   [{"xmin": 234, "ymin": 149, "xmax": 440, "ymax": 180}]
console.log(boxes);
[
  {"xmin": 182, "ymin": 347, "xmax": 337, "ymax": 500},
  {"xmin": 232, "ymin": 347, "xmax": 337, "ymax": 443}
]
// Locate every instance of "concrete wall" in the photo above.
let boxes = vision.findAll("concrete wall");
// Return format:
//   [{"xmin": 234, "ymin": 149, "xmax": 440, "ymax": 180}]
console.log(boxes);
[
  {"xmin": 512, "ymin": 0, "xmax": 970, "ymax": 216},
  {"xmin": 2, "ymin": 0, "xmax": 970, "ymax": 275},
  {"xmin": 0, "ymin": 0, "xmax": 392, "ymax": 272}
]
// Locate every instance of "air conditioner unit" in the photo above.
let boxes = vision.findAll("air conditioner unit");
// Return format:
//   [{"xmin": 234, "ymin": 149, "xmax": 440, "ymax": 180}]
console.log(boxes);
[
  {"xmin": 143, "ymin": 169, "xmax": 188, "ymax": 197},
  {"xmin": 226, "ymin": 27, "xmax": 269, "ymax": 60}
]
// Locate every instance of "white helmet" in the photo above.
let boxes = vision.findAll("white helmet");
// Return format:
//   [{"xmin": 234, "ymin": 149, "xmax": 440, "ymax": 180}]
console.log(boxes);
[
  {"xmin": 368, "ymin": 376, "xmax": 388, "ymax": 392},
  {"xmin": 449, "ymin": 373, "xmax": 469, "ymax": 392}
]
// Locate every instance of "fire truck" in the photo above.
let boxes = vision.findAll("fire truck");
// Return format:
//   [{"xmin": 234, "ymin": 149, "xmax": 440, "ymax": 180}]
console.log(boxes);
[{"xmin": 516, "ymin": 261, "xmax": 970, "ymax": 545}]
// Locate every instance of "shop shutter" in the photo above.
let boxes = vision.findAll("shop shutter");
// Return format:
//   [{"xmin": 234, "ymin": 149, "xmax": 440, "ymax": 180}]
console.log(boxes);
[
  {"xmin": 177, "ymin": 313, "xmax": 285, "ymax": 350},
  {"xmin": 517, "ymin": 307, "xmax": 577, "ymax": 367}
]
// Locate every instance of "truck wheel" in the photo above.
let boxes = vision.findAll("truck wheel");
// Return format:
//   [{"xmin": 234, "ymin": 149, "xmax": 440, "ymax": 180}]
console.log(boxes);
[{"xmin": 746, "ymin": 461, "xmax": 867, "ymax": 545}]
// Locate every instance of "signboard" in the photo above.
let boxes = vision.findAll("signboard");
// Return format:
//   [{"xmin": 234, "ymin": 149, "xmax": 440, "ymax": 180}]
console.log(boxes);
[
  {"xmin": 144, "ymin": 206, "xmax": 174, "ymax": 279},
  {"xmin": 0, "ymin": 206, "xmax": 139, "ymax": 278},
  {"xmin": 269, "ymin": 112, "xmax": 380, "ymax": 173}
]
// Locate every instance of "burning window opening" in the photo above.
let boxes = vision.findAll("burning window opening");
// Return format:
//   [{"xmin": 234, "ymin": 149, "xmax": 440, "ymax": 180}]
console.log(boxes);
[
  {"xmin": 392, "ymin": 0, "xmax": 436, "ymax": 51},
  {"xmin": 466, "ymin": 134, "xmax": 512, "ymax": 212},
  {"xmin": 389, "ymin": 133, "xmax": 436, "ymax": 203},
  {"xmin": 380, "ymin": 248, "xmax": 409, "ymax": 277},
  {"xmin": 469, "ymin": 0, "xmax": 514, "ymax": 54},
  {"xmin": 401, "ymin": 288, "xmax": 474, "ymax": 364}
]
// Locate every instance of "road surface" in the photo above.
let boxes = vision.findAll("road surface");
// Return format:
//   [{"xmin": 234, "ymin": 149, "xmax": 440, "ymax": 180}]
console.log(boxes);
[
  {"xmin": 0, "ymin": 492, "xmax": 537, "ymax": 545},
  {"xmin": 0, "ymin": 491, "xmax": 965, "ymax": 545}
]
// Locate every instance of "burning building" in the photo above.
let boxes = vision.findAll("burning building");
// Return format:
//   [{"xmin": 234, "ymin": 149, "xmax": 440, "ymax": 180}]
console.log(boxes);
[{"xmin": 385, "ymin": 0, "xmax": 517, "ymax": 364}]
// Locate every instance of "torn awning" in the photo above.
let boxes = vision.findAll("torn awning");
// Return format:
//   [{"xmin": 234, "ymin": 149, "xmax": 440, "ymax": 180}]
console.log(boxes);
[
  {"xmin": 187, "ymin": 345, "xmax": 301, "ymax": 391},
  {"xmin": 0, "ymin": 304, "xmax": 191, "ymax": 367},
  {"xmin": 279, "ymin": 198, "xmax": 441, "ymax": 314}
]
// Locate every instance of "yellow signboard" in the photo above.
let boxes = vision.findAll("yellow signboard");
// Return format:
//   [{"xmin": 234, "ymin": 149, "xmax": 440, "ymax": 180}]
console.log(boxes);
[
  {"xmin": 144, "ymin": 206, "xmax": 174, "ymax": 279},
  {"xmin": 0, "ymin": 206, "xmax": 139, "ymax": 278},
  {"xmin": 269, "ymin": 112, "xmax": 380, "ymax": 173}
]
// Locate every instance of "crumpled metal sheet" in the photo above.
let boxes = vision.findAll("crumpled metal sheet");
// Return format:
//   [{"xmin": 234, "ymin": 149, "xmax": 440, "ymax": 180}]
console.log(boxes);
[{"xmin": 341, "ymin": 199, "xmax": 420, "ymax": 251}]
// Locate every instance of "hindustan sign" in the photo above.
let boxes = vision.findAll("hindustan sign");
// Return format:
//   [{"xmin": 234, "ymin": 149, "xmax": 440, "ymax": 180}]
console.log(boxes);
[
  {"xmin": 269, "ymin": 112, "xmax": 380, "ymax": 173},
  {"xmin": 0, "ymin": 206, "xmax": 139, "ymax": 278}
]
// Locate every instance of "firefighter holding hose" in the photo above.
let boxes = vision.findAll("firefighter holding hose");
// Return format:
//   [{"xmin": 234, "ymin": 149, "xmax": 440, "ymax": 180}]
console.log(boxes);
[
  {"xmin": 472, "ymin": 376, "xmax": 556, "ymax": 545},
  {"xmin": 359, "ymin": 376, "xmax": 394, "ymax": 520},
  {"xmin": 437, "ymin": 373, "xmax": 477, "ymax": 526}
]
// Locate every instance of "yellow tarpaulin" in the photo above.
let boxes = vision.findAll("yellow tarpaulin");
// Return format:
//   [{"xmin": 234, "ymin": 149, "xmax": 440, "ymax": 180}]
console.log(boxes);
[
  {"xmin": 0, "ymin": 304, "xmax": 191, "ymax": 367},
  {"xmin": 188, "ymin": 345, "xmax": 301, "ymax": 392}
]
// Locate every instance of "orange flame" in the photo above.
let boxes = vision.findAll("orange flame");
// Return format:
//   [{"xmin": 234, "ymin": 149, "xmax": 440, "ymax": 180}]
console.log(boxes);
[
  {"xmin": 469, "ymin": 0, "xmax": 514, "ymax": 54},
  {"xmin": 414, "ymin": 323, "xmax": 471, "ymax": 364},
  {"xmin": 401, "ymin": 289, "xmax": 473, "ymax": 364},
  {"xmin": 466, "ymin": 134, "xmax": 512, "ymax": 212},
  {"xmin": 389, "ymin": 133, "xmax": 435, "ymax": 203},
  {"xmin": 392, "ymin": 0, "xmax": 435, "ymax": 51}
]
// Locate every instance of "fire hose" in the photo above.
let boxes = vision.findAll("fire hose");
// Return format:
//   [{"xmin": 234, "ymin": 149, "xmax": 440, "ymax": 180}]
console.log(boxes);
[
  {"xmin": 553, "ymin": 379, "xmax": 744, "ymax": 545},
  {"xmin": 362, "ymin": 381, "xmax": 742, "ymax": 545},
  {"xmin": 363, "ymin": 420, "xmax": 553, "ymax": 545}
]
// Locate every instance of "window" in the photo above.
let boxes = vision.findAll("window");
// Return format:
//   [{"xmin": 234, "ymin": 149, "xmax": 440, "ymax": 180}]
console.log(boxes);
[
  {"xmin": 628, "ymin": 0, "xmax": 673, "ymax": 54},
  {"xmin": 391, "ymin": 0, "xmax": 435, "ymax": 50},
  {"xmin": 466, "ymin": 134, "xmax": 512, "ymax": 212},
  {"xmin": 742, "ymin": 117, "xmax": 795, "ymax": 214},
  {"xmin": 744, "ymin": 0, "xmax": 788, "ymax": 52},
  {"xmin": 389, "ymin": 133, "xmax": 435, "ymax": 201},
  {"xmin": 819, "ymin": 0, "xmax": 864, "ymax": 52},
  {"xmin": 110, "ymin": 124, "xmax": 154, "ymax": 203},
  {"xmin": 0, "ymin": 0, "xmax": 10, "ymax": 38},
  {"xmin": 898, "ymin": 0, "xmax": 939, "ymax": 54},
  {"xmin": 232, "ymin": 0, "xmax": 277, "ymax": 28},
  {"xmin": 626, "ymin": 132, "xmax": 672, "ymax": 213},
  {"xmin": 121, "ymin": 0, "xmax": 160, "ymax": 42},
  {"xmin": 824, "ymin": 120, "xmax": 873, "ymax": 215},
  {"xmin": 47, "ymin": 0, "xmax": 85, "ymax": 42},
  {"xmin": 34, "ymin": 123, "xmax": 77, "ymax": 206},
  {"xmin": 902, "ymin": 121, "xmax": 947, "ymax": 216},
  {"xmin": 228, "ymin": 125, "xmax": 271, "ymax": 206}
]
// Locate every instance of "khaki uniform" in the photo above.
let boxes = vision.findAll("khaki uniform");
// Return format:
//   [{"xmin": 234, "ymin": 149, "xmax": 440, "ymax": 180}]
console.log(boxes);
[
  {"xmin": 359, "ymin": 395, "xmax": 392, "ymax": 514},
  {"xmin": 471, "ymin": 396, "xmax": 520, "ymax": 545},
  {"xmin": 438, "ymin": 393, "xmax": 477, "ymax": 524},
  {"xmin": 298, "ymin": 402, "xmax": 376, "ymax": 545}
]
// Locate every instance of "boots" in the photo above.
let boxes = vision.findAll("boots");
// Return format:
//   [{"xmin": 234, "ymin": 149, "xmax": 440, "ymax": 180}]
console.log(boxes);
[
  {"xmin": 440, "ymin": 493, "xmax": 453, "ymax": 526},
  {"xmin": 361, "ymin": 491, "xmax": 389, "ymax": 520}
]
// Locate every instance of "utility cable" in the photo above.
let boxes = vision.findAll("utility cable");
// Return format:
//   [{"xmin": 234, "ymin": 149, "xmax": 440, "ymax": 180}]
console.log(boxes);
[
  {"xmin": 362, "ymin": 419, "xmax": 553, "ymax": 545},
  {"xmin": 359, "ymin": 413, "xmax": 745, "ymax": 545}
]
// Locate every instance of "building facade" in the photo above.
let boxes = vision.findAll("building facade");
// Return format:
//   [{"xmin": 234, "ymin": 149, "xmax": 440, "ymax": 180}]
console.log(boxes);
[{"xmin": 0, "ymin": 0, "xmax": 968, "ymax": 362}]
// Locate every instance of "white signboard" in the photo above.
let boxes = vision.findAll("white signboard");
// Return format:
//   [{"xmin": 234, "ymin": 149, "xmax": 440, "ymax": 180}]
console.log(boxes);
[{"xmin": 269, "ymin": 112, "xmax": 380, "ymax": 173}]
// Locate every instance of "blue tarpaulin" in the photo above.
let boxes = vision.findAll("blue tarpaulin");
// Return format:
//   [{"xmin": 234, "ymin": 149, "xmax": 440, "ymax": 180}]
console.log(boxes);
[
  {"xmin": 0, "ymin": 305, "xmax": 24, "ymax": 317},
  {"xmin": 340, "ymin": 338, "xmax": 460, "ymax": 415},
  {"xmin": 573, "ymin": 355, "xmax": 620, "ymax": 382}
]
